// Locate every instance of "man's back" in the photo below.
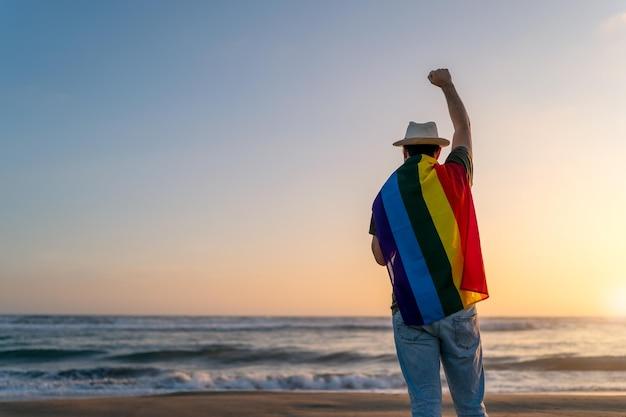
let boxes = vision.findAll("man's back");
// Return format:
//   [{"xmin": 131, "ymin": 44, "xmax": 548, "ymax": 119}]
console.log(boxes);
[{"xmin": 370, "ymin": 145, "xmax": 488, "ymax": 325}]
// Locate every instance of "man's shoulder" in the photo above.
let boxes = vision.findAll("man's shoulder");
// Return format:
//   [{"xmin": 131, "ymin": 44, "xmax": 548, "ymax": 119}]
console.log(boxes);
[
  {"xmin": 443, "ymin": 146, "xmax": 473, "ymax": 185},
  {"xmin": 444, "ymin": 145, "xmax": 472, "ymax": 165}
]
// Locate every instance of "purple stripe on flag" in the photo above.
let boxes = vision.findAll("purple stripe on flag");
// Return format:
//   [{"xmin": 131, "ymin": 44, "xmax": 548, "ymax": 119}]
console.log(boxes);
[{"xmin": 372, "ymin": 193, "xmax": 424, "ymax": 325}]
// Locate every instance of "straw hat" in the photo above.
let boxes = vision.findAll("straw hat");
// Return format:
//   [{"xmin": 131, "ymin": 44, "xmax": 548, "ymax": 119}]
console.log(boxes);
[{"xmin": 392, "ymin": 121, "xmax": 450, "ymax": 147}]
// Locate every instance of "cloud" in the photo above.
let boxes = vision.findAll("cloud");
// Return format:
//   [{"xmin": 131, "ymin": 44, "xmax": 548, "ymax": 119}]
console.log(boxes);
[{"xmin": 599, "ymin": 12, "xmax": 626, "ymax": 35}]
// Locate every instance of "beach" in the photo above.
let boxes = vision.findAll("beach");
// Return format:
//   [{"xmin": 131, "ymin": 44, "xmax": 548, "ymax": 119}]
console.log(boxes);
[{"xmin": 1, "ymin": 392, "xmax": 626, "ymax": 417}]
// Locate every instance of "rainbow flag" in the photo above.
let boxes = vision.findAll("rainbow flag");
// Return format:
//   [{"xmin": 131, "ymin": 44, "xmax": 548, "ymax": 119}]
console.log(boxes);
[{"xmin": 372, "ymin": 153, "xmax": 488, "ymax": 325}]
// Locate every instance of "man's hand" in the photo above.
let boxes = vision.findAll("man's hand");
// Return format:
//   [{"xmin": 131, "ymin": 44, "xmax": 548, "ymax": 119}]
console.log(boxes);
[
  {"xmin": 428, "ymin": 68, "xmax": 452, "ymax": 88},
  {"xmin": 428, "ymin": 68, "xmax": 472, "ymax": 152}
]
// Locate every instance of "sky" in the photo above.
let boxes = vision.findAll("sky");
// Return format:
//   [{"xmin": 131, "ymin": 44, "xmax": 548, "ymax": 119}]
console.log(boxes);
[{"xmin": 1, "ymin": 0, "xmax": 626, "ymax": 316}]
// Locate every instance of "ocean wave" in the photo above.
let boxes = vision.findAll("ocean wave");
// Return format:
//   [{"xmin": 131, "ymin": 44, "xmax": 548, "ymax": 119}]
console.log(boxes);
[
  {"xmin": 0, "ymin": 369, "xmax": 407, "ymax": 399},
  {"xmin": 1, "ymin": 315, "xmax": 554, "ymax": 334},
  {"xmin": 3, "ymin": 366, "xmax": 626, "ymax": 399},
  {"xmin": 4, "ymin": 315, "xmax": 117, "ymax": 326},
  {"xmin": 490, "ymin": 355, "xmax": 626, "ymax": 371},
  {"xmin": 56, "ymin": 366, "xmax": 163, "ymax": 380},
  {"xmin": 1, "ymin": 367, "xmax": 162, "ymax": 381},
  {"xmin": 156, "ymin": 370, "xmax": 407, "ymax": 391},
  {"xmin": 108, "ymin": 344, "xmax": 395, "ymax": 365},
  {"xmin": 478, "ymin": 320, "xmax": 539, "ymax": 332},
  {"xmin": 0, "ymin": 348, "xmax": 105, "ymax": 363},
  {"xmin": 0, "ymin": 344, "xmax": 395, "ymax": 367},
  {"xmin": 2, "ymin": 322, "xmax": 392, "ymax": 333}
]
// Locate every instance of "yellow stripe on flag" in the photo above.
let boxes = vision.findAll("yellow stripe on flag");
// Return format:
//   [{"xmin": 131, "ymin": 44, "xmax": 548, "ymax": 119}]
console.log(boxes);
[{"xmin": 417, "ymin": 161, "xmax": 467, "ymax": 304}]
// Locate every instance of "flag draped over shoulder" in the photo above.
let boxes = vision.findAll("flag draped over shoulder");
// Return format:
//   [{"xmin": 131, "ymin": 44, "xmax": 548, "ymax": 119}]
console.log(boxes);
[{"xmin": 372, "ymin": 153, "xmax": 488, "ymax": 325}]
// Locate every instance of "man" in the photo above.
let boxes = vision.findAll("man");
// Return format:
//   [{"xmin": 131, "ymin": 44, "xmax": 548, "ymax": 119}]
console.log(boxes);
[{"xmin": 369, "ymin": 68, "xmax": 489, "ymax": 417}]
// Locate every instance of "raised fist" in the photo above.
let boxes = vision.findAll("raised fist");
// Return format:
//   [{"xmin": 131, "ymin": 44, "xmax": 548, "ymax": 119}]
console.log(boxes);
[{"xmin": 428, "ymin": 68, "xmax": 452, "ymax": 87}]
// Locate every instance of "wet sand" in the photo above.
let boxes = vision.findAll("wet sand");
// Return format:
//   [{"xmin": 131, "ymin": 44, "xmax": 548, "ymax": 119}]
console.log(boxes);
[{"xmin": 1, "ymin": 392, "xmax": 625, "ymax": 417}]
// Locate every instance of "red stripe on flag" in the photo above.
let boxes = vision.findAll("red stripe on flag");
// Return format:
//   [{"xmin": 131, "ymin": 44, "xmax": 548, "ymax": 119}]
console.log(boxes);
[{"xmin": 434, "ymin": 163, "xmax": 488, "ymax": 295}]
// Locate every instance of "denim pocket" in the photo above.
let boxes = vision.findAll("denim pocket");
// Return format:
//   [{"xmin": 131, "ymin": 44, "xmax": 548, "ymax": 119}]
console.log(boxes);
[
  {"xmin": 393, "ymin": 310, "xmax": 425, "ymax": 344},
  {"xmin": 453, "ymin": 313, "xmax": 479, "ymax": 350}
]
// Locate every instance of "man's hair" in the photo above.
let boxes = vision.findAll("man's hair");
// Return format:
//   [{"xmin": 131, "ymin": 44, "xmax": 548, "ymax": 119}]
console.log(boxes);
[{"xmin": 404, "ymin": 144, "xmax": 440, "ymax": 157}]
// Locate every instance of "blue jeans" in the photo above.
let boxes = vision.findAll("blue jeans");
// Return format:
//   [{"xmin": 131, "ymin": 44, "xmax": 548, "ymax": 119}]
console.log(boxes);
[{"xmin": 392, "ymin": 305, "xmax": 488, "ymax": 417}]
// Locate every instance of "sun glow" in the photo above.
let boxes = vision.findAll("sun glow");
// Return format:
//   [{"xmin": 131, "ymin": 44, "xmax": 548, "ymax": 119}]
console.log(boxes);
[{"xmin": 606, "ymin": 286, "xmax": 626, "ymax": 317}]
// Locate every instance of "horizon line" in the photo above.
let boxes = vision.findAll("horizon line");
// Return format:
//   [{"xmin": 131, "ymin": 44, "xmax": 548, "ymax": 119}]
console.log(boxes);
[{"xmin": 1, "ymin": 312, "xmax": 624, "ymax": 319}]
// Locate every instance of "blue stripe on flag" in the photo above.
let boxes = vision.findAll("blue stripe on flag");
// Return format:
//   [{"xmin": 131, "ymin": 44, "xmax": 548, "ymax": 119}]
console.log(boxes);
[
  {"xmin": 373, "ymin": 193, "xmax": 423, "ymax": 325},
  {"xmin": 380, "ymin": 171, "xmax": 444, "ymax": 323}
]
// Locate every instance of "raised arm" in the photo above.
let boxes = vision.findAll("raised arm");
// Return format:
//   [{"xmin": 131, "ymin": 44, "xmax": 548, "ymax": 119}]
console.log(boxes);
[{"xmin": 428, "ymin": 68, "xmax": 472, "ymax": 153}]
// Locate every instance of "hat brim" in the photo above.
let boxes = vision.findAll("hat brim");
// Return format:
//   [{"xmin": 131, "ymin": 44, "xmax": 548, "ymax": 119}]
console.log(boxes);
[{"xmin": 392, "ymin": 137, "xmax": 450, "ymax": 147}]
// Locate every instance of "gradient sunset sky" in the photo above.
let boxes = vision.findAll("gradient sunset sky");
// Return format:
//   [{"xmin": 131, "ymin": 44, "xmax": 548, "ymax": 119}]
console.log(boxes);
[{"xmin": 2, "ymin": 1, "xmax": 626, "ymax": 316}]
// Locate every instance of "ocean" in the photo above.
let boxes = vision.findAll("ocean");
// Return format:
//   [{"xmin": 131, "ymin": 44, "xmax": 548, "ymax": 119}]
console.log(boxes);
[{"xmin": 1, "ymin": 314, "xmax": 625, "ymax": 400}]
